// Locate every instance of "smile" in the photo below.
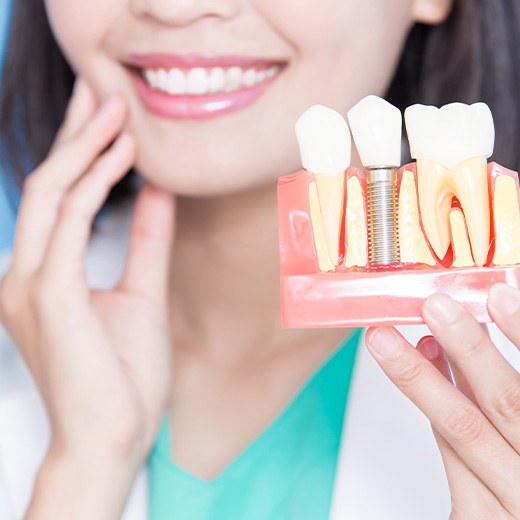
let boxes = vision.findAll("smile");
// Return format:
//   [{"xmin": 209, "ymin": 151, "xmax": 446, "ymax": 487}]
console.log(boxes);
[{"xmin": 125, "ymin": 54, "xmax": 286, "ymax": 120}]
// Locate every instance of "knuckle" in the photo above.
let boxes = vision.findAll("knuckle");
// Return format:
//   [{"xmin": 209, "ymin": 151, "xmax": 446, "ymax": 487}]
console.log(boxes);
[
  {"xmin": 493, "ymin": 383, "xmax": 520, "ymax": 422},
  {"xmin": 443, "ymin": 405, "xmax": 483, "ymax": 445},
  {"xmin": 395, "ymin": 360, "xmax": 424, "ymax": 388}
]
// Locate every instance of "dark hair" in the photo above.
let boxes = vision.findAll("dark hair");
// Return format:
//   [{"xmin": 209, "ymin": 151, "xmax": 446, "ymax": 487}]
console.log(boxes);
[{"xmin": 1, "ymin": 0, "xmax": 519, "ymax": 205}]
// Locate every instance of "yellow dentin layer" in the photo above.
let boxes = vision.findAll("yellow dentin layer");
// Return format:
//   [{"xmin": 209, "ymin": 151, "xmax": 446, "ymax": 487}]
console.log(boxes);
[
  {"xmin": 398, "ymin": 170, "xmax": 436, "ymax": 266},
  {"xmin": 344, "ymin": 176, "xmax": 368, "ymax": 268},
  {"xmin": 493, "ymin": 175, "xmax": 520, "ymax": 266}
]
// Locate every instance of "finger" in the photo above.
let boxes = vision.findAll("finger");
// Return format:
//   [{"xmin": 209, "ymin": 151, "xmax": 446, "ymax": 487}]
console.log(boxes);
[
  {"xmin": 431, "ymin": 428, "xmax": 502, "ymax": 517},
  {"xmin": 366, "ymin": 327, "xmax": 520, "ymax": 516},
  {"xmin": 40, "ymin": 133, "xmax": 136, "ymax": 287},
  {"xmin": 423, "ymin": 294, "xmax": 520, "ymax": 454},
  {"xmin": 448, "ymin": 355, "xmax": 478, "ymax": 405},
  {"xmin": 10, "ymin": 95, "xmax": 127, "ymax": 278},
  {"xmin": 51, "ymin": 77, "xmax": 98, "ymax": 151},
  {"xmin": 488, "ymin": 283, "xmax": 520, "ymax": 350},
  {"xmin": 417, "ymin": 339, "xmax": 503, "ymax": 514},
  {"xmin": 417, "ymin": 335, "xmax": 452, "ymax": 380},
  {"xmin": 118, "ymin": 183, "xmax": 175, "ymax": 303}
]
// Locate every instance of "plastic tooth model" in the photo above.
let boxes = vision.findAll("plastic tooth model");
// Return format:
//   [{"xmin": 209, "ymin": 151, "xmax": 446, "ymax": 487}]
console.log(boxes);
[
  {"xmin": 278, "ymin": 96, "xmax": 520, "ymax": 328},
  {"xmin": 347, "ymin": 95, "xmax": 402, "ymax": 267},
  {"xmin": 405, "ymin": 102, "xmax": 494, "ymax": 267},
  {"xmin": 295, "ymin": 105, "xmax": 351, "ymax": 269}
]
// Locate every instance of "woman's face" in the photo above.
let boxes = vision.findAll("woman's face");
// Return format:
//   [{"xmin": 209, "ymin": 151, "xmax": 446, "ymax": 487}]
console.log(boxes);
[{"xmin": 44, "ymin": 0, "xmax": 449, "ymax": 196}]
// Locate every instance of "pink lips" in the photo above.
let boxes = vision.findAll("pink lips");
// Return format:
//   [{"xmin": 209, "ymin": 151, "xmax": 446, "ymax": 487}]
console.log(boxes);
[{"xmin": 126, "ymin": 54, "xmax": 284, "ymax": 120}]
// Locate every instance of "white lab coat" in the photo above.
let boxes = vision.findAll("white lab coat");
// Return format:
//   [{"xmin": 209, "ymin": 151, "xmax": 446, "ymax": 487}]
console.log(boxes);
[{"xmin": 1, "ymin": 201, "xmax": 518, "ymax": 519}]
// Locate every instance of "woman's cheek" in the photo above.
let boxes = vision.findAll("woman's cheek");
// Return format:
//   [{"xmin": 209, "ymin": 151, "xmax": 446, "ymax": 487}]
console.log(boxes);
[{"xmin": 44, "ymin": 0, "xmax": 117, "ymax": 72}]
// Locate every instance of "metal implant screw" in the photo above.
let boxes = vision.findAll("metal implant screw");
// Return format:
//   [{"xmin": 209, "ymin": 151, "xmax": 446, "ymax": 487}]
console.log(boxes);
[{"xmin": 366, "ymin": 167, "xmax": 400, "ymax": 266}]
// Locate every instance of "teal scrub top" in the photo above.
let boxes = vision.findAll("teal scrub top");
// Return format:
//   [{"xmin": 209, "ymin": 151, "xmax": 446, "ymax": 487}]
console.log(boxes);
[{"xmin": 148, "ymin": 329, "xmax": 361, "ymax": 520}]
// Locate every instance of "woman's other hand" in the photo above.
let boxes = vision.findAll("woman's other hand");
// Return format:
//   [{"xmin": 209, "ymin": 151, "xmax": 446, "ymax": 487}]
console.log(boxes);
[
  {"xmin": 366, "ymin": 287, "xmax": 520, "ymax": 520},
  {"xmin": 0, "ymin": 78, "xmax": 175, "ymax": 519}
]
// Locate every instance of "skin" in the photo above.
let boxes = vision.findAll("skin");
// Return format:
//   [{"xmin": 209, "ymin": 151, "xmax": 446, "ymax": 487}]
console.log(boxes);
[{"xmin": 2, "ymin": 0, "xmax": 518, "ymax": 518}]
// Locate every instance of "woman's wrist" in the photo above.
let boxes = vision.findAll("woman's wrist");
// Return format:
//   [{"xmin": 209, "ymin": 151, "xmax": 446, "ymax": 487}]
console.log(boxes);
[{"xmin": 25, "ymin": 442, "xmax": 141, "ymax": 520}]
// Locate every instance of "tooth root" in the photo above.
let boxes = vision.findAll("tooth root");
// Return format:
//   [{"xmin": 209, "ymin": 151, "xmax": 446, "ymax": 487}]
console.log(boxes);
[
  {"xmin": 451, "ymin": 157, "xmax": 490, "ymax": 267},
  {"xmin": 493, "ymin": 175, "xmax": 520, "ymax": 266},
  {"xmin": 398, "ymin": 170, "xmax": 436, "ymax": 266},
  {"xmin": 417, "ymin": 158, "xmax": 490, "ymax": 267},
  {"xmin": 450, "ymin": 208, "xmax": 475, "ymax": 267},
  {"xmin": 344, "ymin": 176, "xmax": 368, "ymax": 268},
  {"xmin": 417, "ymin": 159, "xmax": 453, "ymax": 260},
  {"xmin": 309, "ymin": 181, "xmax": 335, "ymax": 272},
  {"xmin": 314, "ymin": 173, "xmax": 345, "ymax": 266}
]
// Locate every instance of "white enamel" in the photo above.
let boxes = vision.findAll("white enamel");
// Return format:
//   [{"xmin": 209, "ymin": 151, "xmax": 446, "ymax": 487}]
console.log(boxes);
[
  {"xmin": 347, "ymin": 95, "xmax": 402, "ymax": 167},
  {"xmin": 143, "ymin": 65, "xmax": 281, "ymax": 96},
  {"xmin": 295, "ymin": 105, "xmax": 351, "ymax": 175},
  {"xmin": 405, "ymin": 102, "xmax": 495, "ymax": 169}
]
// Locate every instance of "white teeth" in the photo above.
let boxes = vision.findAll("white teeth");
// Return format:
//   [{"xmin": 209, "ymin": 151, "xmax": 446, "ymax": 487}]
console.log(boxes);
[
  {"xmin": 143, "ymin": 64, "xmax": 281, "ymax": 95},
  {"xmin": 405, "ymin": 102, "xmax": 495, "ymax": 169},
  {"xmin": 295, "ymin": 105, "xmax": 351, "ymax": 175},
  {"xmin": 157, "ymin": 69, "xmax": 169, "ymax": 91},
  {"xmin": 167, "ymin": 68, "xmax": 186, "ymax": 94},
  {"xmin": 347, "ymin": 95, "xmax": 402, "ymax": 167},
  {"xmin": 242, "ymin": 69, "xmax": 257, "ymax": 87},
  {"xmin": 187, "ymin": 67, "xmax": 208, "ymax": 95},
  {"xmin": 226, "ymin": 66, "xmax": 242, "ymax": 91},
  {"xmin": 144, "ymin": 69, "xmax": 159, "ymax": 89},
  {"xmin": 208, "ymin": 67, "xmax": 225, "ymax": 93}
]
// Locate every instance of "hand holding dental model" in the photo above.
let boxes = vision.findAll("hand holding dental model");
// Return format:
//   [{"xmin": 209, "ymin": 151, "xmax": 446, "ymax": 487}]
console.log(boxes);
[
  {"xmin": 279, "ymin": 96, "xmax": 520, "ymax": 327},
  {"xmin": 283, "ymin": 97, "xmax": 520, "ymax": 518}
]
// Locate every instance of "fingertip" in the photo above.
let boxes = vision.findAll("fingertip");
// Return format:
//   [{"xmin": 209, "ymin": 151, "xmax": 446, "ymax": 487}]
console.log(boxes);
[
  {"xmin": 488, "ymin": 283, "xmax": 520, "ymax": 317},
  {"xmin": 365, "ymin": 326, "xmax": 405, "ymax": 359},
  {"xmin": 417, "ymin": 335, "xmax": 441, "ymax": 361}
]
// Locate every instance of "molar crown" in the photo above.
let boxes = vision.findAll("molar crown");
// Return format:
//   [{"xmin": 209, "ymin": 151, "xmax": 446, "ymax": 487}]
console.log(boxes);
[
  {"xmin": 295, "ymin": 105, "xmax": 351, "ymax": 174},
  {"xmin": 405, "ymin": 102, "xmax": 495, "ymax": 169}
]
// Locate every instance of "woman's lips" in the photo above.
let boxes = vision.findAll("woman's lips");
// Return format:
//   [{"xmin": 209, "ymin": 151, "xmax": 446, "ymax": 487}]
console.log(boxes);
[{"xmin": 126, "ymin": 54, "xmax": 286, "ymax": 120}]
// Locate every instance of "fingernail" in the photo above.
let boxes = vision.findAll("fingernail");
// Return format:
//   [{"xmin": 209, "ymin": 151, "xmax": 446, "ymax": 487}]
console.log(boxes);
[
  {"xmin": 488, "ymin": 283, "xmax": 520, "ymax": 316},
  {"xmin": 417, "ymin": 336, "xmax": 452, "ymax": 381},
  {"xmin": 417, "ymin": 336, "xmax": 440, "ymax": 361},
  {"xmin": 423, "ymin": 293, "xmax": 462, "ymax": 326},
  {"xmin": 366, "ymin": 328, "xmax": 404, "ymax": 359}
]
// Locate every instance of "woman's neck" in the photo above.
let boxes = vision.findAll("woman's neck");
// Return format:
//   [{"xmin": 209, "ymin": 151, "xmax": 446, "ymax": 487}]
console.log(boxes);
[{"xmin": 169, "ymin": 181, "xmax": 350, "ymax": 364}]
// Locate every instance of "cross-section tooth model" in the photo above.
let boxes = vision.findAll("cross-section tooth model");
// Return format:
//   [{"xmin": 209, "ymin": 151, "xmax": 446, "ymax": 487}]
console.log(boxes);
[
  {"xmin": 295, "ymin": 105, "xmax": 351, "ymax": 268},
  {"xmin": 278, "ymin": 97, "xmax": 520, "ymax": 327},
  {"xmin": 405, "ymin": 103, "xmax": 494, "ymax": 267}
]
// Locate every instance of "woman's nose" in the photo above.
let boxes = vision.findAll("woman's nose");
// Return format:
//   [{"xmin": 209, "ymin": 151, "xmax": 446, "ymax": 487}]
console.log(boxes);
[{"xmin": 130, "ymin": 0, "xmax": 241, "ymax": 27}]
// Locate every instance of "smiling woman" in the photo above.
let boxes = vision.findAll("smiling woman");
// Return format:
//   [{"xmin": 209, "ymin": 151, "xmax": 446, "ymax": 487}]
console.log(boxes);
[{"xmin": 0, "ymin": 1, "xmax": 519, "ymax": 519}]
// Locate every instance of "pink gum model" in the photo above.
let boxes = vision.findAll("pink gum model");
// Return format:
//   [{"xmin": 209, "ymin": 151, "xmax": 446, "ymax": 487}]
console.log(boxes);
[{"xmin": 278, "ymin": 162, "xmax": 520, "ymax": 328}]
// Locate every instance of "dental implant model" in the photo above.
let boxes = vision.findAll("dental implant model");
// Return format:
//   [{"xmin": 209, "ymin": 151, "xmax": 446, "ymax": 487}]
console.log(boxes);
[
  {"xmin": 348, "ymin": 96, "xmax": 402, "ymax": 267},
  {"xmin": 405, "ymin": 102, "xmax": 494, "ymax": 267},
  {"xmin": 295, "ymin": 105, "xmax": 351, "ymax": 270},
  {"xmin": 277, "ymin": 97, "xmax": 520, "ymax": 328}
]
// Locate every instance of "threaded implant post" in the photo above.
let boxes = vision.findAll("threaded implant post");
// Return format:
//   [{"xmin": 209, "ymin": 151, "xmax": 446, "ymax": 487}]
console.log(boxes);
[{"xmin": 366, "ymin": 167, "xmax": 400, "ymax": 266}]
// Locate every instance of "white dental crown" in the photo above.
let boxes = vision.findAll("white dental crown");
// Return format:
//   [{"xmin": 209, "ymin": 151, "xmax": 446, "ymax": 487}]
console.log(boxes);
[
  {"xmin": 347, "ymin": 95, "xmax": 402, "ymax": 168},
  {"xmin": 295, "ymin": 104, "xmax": 351, "ymax": 174},
  {"xmin": 405, "ymin": 102, "xmax": 495, "ymax": 169}
]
